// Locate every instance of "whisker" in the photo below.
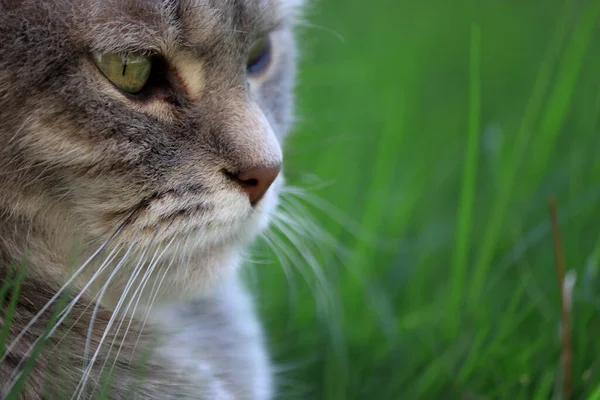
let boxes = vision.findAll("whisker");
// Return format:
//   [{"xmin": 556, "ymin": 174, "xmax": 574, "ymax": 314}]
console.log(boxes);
[
  {"xmin": 260, "ymin": 231, "xmax": 299, "ymax": 312},
  {"xmin": 74, "ymin": 229, "xmax": 160, "ymax": 398},
  {"xmin": 1, "ymin": 222, "xmax": 125, "ymax": 365},
  {"xmin": 93, "ymin": 237, "xmax": 175, "ymax": 396},
  {"xmin": 295, "ymin": 21, "xmax": 346, "ymax": 44},
  {"xmin": 83, "ymin": 232, "xmax": 144, "ymax": 368},
  {"xmin": 5, "ymin": 237, "xmax": 134, "ymax": 392},
  {"xmin": 285, "ymin": 190, "xmax": 398, "ymax": 345},
  {"xmin": 281, "ymin": 187, "xmax": 397, "ymax": 250},
  {"xmin": 71, "ymin": 260, "xmax": 141, "ymax": 399},
  {"xmin": 127, "ymin": 247, "xmax": 178, "ymax": 368},
  {"xmin": 274, "ymin": 205, "xmax": 346, "ymax": 259},
  {"xmin": 72, "ymin": 239, "xmax": 138, "ymax": 394},
  {"xmin": 49, "ymin": 245, "xmax": 124, "ymax": 353},
  {"xmin": 262, "ymin": 230, "xmax": 330, "ymax": 316},
  {"xmin": 271, "ymin": 218, "xmax": 335, "ymax": 312},
  {"xmin": 277, "ymin": 202, "xmax": 351, "ymax": 277}
]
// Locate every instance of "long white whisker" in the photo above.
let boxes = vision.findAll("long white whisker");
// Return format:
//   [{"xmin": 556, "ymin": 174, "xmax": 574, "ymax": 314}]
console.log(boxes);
[
  {"xmin": 272, "ymin": 208, "xmax": 327, "ymax": 266},
  {"xmin": 49, "ymin": 245, "xmax": 124, "ymax": 354},
  {"xmin": 73, "ymin": 231, "xmax": 157, "ymax": 398},
  {"xmin": 83, "ymin": 232, "xmax": 145, "ymax": 368},
  {"xmin": 77, "ymin": 235, "xmax": 138, "ymax": 378},
  {"xmin": 276, "ymin": 201, "xmax": 350, "ymax": 267},
  {"xmin": 0, "ymin": 223, "xmax": 125, "ymax": 364},
  {"xmin": 260, "ymin": 231, "xmax": 299, "ymax": 321},
  {"xmin": 294, "ymin": 21, "xmax": 346, "ymax": 44},
  {"xmin": 281, "ymin": 187, "xmax": 395, "ymax": 249},
  {"xmin": 50, "ymin": 286, "xmax": 103, "ymax": 354},
  {"xmin": 276, "ymin": 203, "xmax": 339, "ymax": 249},
  {"xmin": 128, "ymin": 247, "xmax": 177, "ymax": 368},
  {"xmin": 262, "ymin": 230, "xmax": 329, "ymax": 315},
  {"xmin": 271, "ymin": 219, "xmax": 334, "ymax": 313},
  {"xmin": 92, "ymin": 237, "xmax": 175, "ymax": 396},
  {"xmin": 5, "ymin": 238, "xmax": 132, "ymax": 392},
  {"xmin": 266, "ymin": 212, "xmax": 303, "ymax": 279}
]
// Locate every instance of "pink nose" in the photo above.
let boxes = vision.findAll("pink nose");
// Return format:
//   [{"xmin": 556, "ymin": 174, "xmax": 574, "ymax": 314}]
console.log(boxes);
[{"xmin": 228, "ymin": 164, "xmax": 281, "ymax": 206}]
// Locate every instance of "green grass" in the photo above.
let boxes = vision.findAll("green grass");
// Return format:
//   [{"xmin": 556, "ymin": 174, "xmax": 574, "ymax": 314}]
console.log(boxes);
[
  {"xmin": 251, "ymin": 0, "xmax": 600, "ymax": 398},
  {"xmin": 3, "ymin": 1, "xmax": 600, "ymax": 398}
]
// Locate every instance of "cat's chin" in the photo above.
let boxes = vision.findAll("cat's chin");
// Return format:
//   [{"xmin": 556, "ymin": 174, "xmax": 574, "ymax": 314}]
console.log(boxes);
[
  {"xmin": 156, "ymin": 190, "xmax": 278, "ymax": 296},
  {"xmin": 90, "ymin": 242, "xmax": 243, "ymax": 315},
  {"xmin": 150, "ymin": 243, "xmax": 244, "ymax": 305}
]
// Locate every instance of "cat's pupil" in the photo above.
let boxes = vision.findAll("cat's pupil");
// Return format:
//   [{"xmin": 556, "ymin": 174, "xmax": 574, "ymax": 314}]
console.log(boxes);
[{"xmin": 91, "ymin": 51, "xmax": 152, "ymax": 95}]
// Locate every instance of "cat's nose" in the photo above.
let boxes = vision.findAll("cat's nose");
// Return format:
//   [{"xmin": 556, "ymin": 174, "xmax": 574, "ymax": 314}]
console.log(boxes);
[{"xmin": 228, "ymin": 164, "xmax": 281, "ymax": 206}]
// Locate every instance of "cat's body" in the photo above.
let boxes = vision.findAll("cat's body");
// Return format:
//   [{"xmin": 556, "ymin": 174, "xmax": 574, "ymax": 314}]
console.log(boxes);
[
  {"xmin": 2, "ymin": 269, "xmax": 271, "ymax": 399},
  {"xmin": 0, "ymin": 0, "xmax": 301, "ymax": 398}
]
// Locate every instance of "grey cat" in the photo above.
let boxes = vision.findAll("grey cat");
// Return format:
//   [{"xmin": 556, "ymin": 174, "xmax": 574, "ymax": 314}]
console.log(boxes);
[{"xmin": 0, "ymin": 0, "xmax": 302, "ymax": 398}]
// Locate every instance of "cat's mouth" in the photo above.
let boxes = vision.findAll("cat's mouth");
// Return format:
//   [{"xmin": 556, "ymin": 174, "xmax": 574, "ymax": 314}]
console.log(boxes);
[{"xmin": 104, "ymin": 184, "xmax": 273, "ymax": 248}]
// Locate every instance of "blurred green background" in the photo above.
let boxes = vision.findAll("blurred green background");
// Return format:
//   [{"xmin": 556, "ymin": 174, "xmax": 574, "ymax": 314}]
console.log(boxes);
[{"xmin": 248, "ymin": 0, "xmax": 600, "ymax": 399}]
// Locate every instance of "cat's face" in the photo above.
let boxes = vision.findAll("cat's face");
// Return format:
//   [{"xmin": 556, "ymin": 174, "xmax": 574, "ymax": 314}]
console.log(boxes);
[{"xmin": 0, "ymin": 0, "xmax": 300, "ymax": 296}]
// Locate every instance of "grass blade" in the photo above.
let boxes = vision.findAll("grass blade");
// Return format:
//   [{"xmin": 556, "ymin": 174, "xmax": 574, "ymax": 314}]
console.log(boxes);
[
  {"xmin": 0, "ymin": 262, "xmax": 27, "ymax": 357},
  {"xmin": 449, "ymin": 21, "xmax": 481, "ymax": 334}
]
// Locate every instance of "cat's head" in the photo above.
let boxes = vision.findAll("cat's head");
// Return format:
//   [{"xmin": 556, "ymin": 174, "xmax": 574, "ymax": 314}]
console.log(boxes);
[{"xmin": 0, "ymin": 0, "xmax": 301, "ymax": 298}]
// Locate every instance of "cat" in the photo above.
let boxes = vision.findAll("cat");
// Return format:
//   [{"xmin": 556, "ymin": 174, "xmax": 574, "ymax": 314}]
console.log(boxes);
[{"xmin": 0, "ymin": 0, "xmax": 302, "ymax": 398}]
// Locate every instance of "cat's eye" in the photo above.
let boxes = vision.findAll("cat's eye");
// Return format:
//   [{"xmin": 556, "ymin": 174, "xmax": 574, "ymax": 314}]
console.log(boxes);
[
  {"xmin": 247, "ymin": 38, "xmax": 271, "ymax": 75},
  {"xmin": 91, "ymin": 52, "xmax": 152, "ymax": 94}
]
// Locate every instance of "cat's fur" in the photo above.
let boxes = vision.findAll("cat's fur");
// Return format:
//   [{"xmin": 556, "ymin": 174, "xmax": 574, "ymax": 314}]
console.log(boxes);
[{"xmin": 0, "ymin": 0, "xmax": 302, "ymax": 398}]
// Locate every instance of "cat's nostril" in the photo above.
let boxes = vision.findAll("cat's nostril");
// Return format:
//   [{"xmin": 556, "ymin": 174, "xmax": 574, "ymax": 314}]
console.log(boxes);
[{"xmin": 226, "ymin": 164, "xmax": 281, "ymax": 206}]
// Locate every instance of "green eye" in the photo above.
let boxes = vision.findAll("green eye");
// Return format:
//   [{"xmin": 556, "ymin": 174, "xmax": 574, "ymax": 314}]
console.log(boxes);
[{"xmin": 91, "ymin": 52, "xmax": 152, "ymax": 94}]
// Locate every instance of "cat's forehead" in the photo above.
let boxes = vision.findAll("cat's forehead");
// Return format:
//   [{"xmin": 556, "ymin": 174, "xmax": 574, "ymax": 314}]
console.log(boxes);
[
  {"xmin": 75, "ymin": 0, "xmax": 293, "ymax": 52},
  {"xmin": 180, "ymin": 0, "xmax": 285, "ymax": 44},
  {"xmin": 182, "ymin": 0, "xmax": 284, "ymax": 28}
]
